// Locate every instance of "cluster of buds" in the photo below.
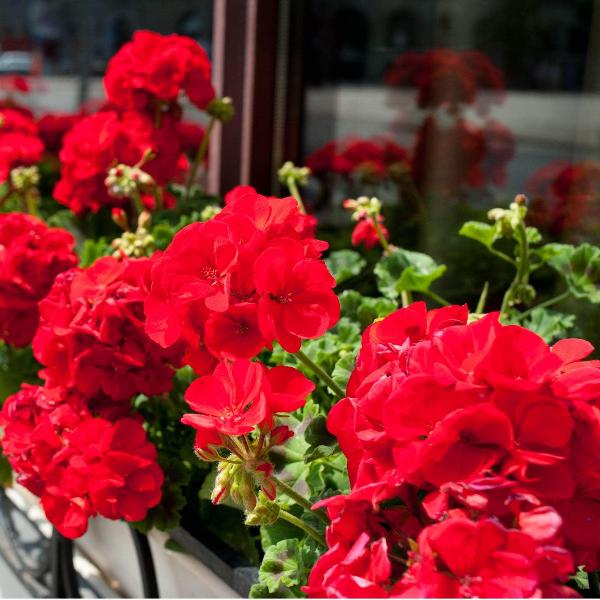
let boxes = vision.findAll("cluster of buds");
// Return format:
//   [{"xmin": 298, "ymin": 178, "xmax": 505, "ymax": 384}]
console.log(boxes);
[
  {"xmin": 105, "ymin": 163, "xmax": 155, "ymax": 200},
  {"xmin": 342, "ymin": 195, "xmax": 382, "ymax": 222},
  {"xmin": 488, "ymin": 193, "xmax": 528, "ymax": 238},
  {"xmin": 10, "ymin": 165, "xmax": 40, "ymax": 192},
  {"xmin": 206, "ymin": 96, "xmax": 235, "ymax": 123},
  {"xmin": 198, "ymin": 425, "xmax": 294, "ymax": 512},
  {"xmin": 278, "ymin": 161, "xmax": 311, "ymax": 187},
  {"xmin": 111, "ymin": 209, "xmax": 155, "ymax": 258}
]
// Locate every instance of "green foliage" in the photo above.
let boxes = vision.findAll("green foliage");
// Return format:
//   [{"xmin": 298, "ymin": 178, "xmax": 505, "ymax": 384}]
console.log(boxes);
[
  {"xmin": 257, "ymin": 539, "xmax": 301, "ymax": 593},
  {"xmin": 459, "ymin": 221, "xmax": 501, "ymax": 251},
  {"xmin": 540, "ymin": 243, "xmax": 600, "ymax": 303},
  {"xmin": 0, "ymin": 343, "xmax": 40, "ymax": 401},
  {"xmin": 79, "ymin": 237, "xmax": 111, "ymax": 267},
  {"xmin": 325, "ymin": 250, "xmax": 366, "ymax": 285},
  {"xmin": 374, "ymin": 248, "xmax": 446, "ymax": 300},
  {"xmin": 339, "ymin": 290, "xmax": 396, "ymax": 330},
  {"xmin": 151, "ymin": 223, "xmax": 175, "ymax": 249},
  {"xmin": 518, "ymin": 308, "xmax": 576, "ymax": 343}
]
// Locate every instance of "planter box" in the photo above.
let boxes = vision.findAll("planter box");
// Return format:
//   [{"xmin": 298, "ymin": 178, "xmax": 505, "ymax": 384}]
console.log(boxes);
[{"xmin": 2, "ymin": 485, "xmax": 257, "ymax": 598}]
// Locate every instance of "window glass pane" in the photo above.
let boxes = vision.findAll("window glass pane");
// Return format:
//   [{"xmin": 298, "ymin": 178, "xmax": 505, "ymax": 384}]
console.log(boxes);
[
  {"xmin": 301, "ymin": 0, "xmax": 600, "ymax": 344},
  {"xmin": 0, "ymin": 0, "xmax": 213, "ymax": 112}
]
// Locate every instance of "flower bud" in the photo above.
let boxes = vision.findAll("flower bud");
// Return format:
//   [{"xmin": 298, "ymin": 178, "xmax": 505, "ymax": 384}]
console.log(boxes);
[
  {"xmin": 200, "ymin": 204, "xmax": 222, "ymax": 221},
  {"xmin": 244, "ymin": 493, "xmax": 280, "ymax": 526},
  {"xmin": 207, "ymin": 97, "xmax": 235, "ymax": 123},
  {"xmin": 10, "ymin": 165, "xmax": 40, "ymax": 191},
  {"xmin": 111, "ymin": 208, "xmax": 129, "ymax": 231},
  {"xmin": 278, "ymin": 161, "xmax": 311, "ymax": 186}
]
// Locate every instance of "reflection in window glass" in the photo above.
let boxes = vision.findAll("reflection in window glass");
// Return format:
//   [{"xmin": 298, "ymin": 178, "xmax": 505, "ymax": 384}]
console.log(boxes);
[
  {"xmin": 0, "ymin": 0, "xmax": 213, "ymax": 113},
  {"xmin": 301, "ymin": 0, "xmax": 600, "ymax": 343}
]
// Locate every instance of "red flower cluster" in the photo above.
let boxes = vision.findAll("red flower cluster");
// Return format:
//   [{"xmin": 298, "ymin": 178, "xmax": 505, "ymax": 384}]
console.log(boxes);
[
  {"xmin": 306, "ymin": 137, "xmax": 410, "ymax": 181},
  {"xmin": 37, "ymin": 112, "xmax": 83, "ymax": 155},
  {"xmin": 144, "ymin": 186, "xmax": 339, "ymax": 371},
  {"xmin": 0, "ymin": 213, "xmax": 77, "ymax": 346},
  {"xmin": 308, "ymin": 302, "xmax": 600, "ymax": 596},
  {"xmin": 0, "ymin": 108, "xmax": 44, "ymax": 182},
  {"xmin": 54, "ymin": 110, "xmax": 186, "ymax": 214},
  {"xmin": 385, "ymin": 49, "xmax": 505, "ymax": 112},
  {"xmin": 0, "ymin": 384, "xmax": 162, "ymax": 538},
  {"xmin": 351, "ymin": 215, "xmax": 389, "ymax": 250},
  {"xmin": 526, "ymin": 160, "xmax": 600, "ymax": 235},
  {"xmin": 33, "ymin": 255, "xmax": 182, "ymax": 411},
  {"xmin": 104, "ymin": 30, "xmax": 215, "ymax": 113},
  {"xmin": 413, "ymin": 116, "xmax": 514, "ymax": 194}
]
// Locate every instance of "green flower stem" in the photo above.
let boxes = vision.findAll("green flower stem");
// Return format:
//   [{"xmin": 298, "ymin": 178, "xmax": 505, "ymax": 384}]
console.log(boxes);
[
  {"xmin": 184, "ymin": 116, "xmax": 215, "ymax": 202},
  {"xmin": 278, "ymin": 509, "xmax": 326, "ymax": 547},
  {"xmin": 294, "ymin": 349, "xmax": 345, "ymax": 399},
  {"xmin": 423, "ymin": 290, "xmax": 450, "ymax": 307},
  {"xmin": 500, "ymin": 222, "xmax": 530, "ymax": 319},
  {"xmin": 371, "ymin": 213, "xmax": 390, "ymax": 252},
  {"xmin": 475, "ymin": 281, "xmax": 490, "ymax": 314},
  {"xmin": 286, "ymin": 177, "xmax": 306, "ymax": 215},
  {"xmin": 400, "ymin": 290, "xmax": 412, "ymax": 308},
  {"xmin": 23, "ymin": 189, "xmax": 38, "ymax": 216},
  {"xmin": 271, "ymin": 475, "xmax": 328, "ymax": 524},
  {"xmin": 515, "ymin": 290, "xmax": 570, "ymax": 321},
  {"xmin": 489, "ymin": 247, "xmax": 516, "ymax": 267},
  {"xmin": 131, "ymin": 189, "xmax": 144, "ymax": 216}
]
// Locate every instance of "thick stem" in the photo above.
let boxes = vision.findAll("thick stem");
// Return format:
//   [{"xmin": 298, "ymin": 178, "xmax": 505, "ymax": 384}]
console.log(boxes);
[
  {"xmin": 475, "ymin": 281, "xmax": 490, "ymax": 314},
  {"xmin": 271, "ymin": 475, "xmax": 328, "ymax": 524},
  {"xmin": 278, "ymin": 509, "xmax": 326, "ymax": 547},
  {"xmin": 294, "ymin": 350, "xmax": 345, "ymax": 399},
  {"xmin": 184, "ymin": 117, "xmax": 215, "ymax": 202},
  {"xmin": 371, "ymin": 214, "xmax": 390, "ymax": 252},
  {"xmin": 515, "ymin": 290, "xmax": 570, "ymax": 321},
  {"xmin": 286, "ymin": 178, "xmax": 306, "ymax": 215},
  {"xmin": 131, "ymin": 188, "xmax": 144, "ymax": 216},
  {"xmin": 23, "ymin": 189, "xmax": 39, "ymax": 216},
  {"xmin": 400, "ymin": 290, "xmax": 412, "ymax": 308},
  {"xmin": 500, "ymin": 223, "xmax": 529, "ymax": 319}
]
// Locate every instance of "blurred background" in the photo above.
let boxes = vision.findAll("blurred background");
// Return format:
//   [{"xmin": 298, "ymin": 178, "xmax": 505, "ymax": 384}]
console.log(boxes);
[{"xmin": 1, "ymin": 0, "xmax": 599, "ymax": 330}]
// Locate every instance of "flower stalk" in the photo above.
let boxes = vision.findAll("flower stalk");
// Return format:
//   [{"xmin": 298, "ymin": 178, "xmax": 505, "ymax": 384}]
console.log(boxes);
[{"xmin": 294, "ymin": 349, "xmax": 345, "ymax": 399}]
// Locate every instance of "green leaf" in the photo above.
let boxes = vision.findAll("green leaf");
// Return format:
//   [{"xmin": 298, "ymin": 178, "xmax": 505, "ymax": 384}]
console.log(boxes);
[
  {"xmin": 571, "ymin": 566, "xmax": 589, "ymax": 591},
  {"xmin": 152, "ymin": 223, "xmax": 175, "ymax": 250},
  {"xmin": 375, "ymin": 248, "xmax": 446, "ymax": 299},
  {"xmin": 544, "ymin": 243, "xmax": 600, "ymax": 303},
  {"xmin": 519, "ymin": 308, "xmax": 576, "ymax": 343},
  {"xmin": 459, "ymin": 221, "xmax": 500, "ymax": 250},
  {"xmin": 304, "ymin": 415, "xmax": 336, "ymax": 448},
  {"xmin": 249, "ymin": 583, "xmax": 298, "ymax": 598},
  {"xmin": 325, "ymin": 250, "xmax": 366, "ymax": 285},
  {"xmin": 79, "ymin": 238, "xmax": 110, "ymax": 268},
  {"xmin": 332, "ymin": 351, "xmax": 356, "ymax": 392},
  {"xmin": 258, "ymin": 539, "xmax": 300, "ymax": 594}
]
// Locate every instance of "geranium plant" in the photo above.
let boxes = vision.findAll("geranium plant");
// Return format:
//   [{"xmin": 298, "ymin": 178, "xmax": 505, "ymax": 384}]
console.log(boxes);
[{"xmin": 0, "ymin": 31, "xmax": 599, "ymax": 600}]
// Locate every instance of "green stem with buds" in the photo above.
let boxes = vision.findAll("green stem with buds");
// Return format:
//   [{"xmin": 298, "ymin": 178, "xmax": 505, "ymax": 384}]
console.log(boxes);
[
  {"xmin": 294, "ymin": 349, "xmax": 345, "ymax": 399},
  {"xmin": 286, "ymin": 177, "xmax": 306, "ymax": 215},
  {"xmin": 500, "ymin": 222, "xmax": 530, "ymax": 319},
  {"xmin": 372, "ymin": 214, "xmax": 390, "ymax": 252},
  {"xmin": 184, "ymin": 116, "xmax": 215, "ymax": 202},
  {"xmin": 271, "ymin": 475, "xmax": 328, "ymax": 524},
  {"xmin": 278, "ymin": 509, "xmax": 326, "ymax": 547}
]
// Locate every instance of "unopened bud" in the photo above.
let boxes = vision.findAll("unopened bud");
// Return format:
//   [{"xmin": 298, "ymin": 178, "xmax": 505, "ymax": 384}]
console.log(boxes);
[
  {"xmin": 207, "ymin": 97, "xmax": 235, "ymax": 123},
  {"xmin": 200, "ymin": 204, "xmax": 222, "ymax": 221},
  {"xmin": 111, "ymin": 208, "xmax": 129, "ymax": 231},
  {"xmin": 245, "ymin": 493, "xmax": 280, "ymax": 526},
  {"xmin": 10, "ymin": 165, "xmax": 39, "ymax": 191},
  {"xmin": 278, "ymin": 161, "xmax": 311, "ymax": 186},
  {"xmin": 514, "ymin": 193, "xmax": 527, "ymax": 206}
]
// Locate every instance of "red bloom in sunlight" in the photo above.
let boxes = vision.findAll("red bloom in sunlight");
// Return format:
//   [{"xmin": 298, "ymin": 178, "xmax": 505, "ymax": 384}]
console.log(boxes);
[
  {"xmin": 319, "ymin": 301, "xmax": 600, "ymax": 590},
  {"xmin": 104, "ymin": 30, "xmax": 215, "ymax": 113},
  {"xmin": 182, "ymin": 359, "xmax": 313, "ymax": 440},
  {"xmin": 0, "ymin": 213, "xmax": 77, "ymax": 346},
  {"xmin": 54, "ymin": 110, "xmax": 186, "ymax": 214},
  {"xmin": 33, "ymin": 256, "xmax": 181, "ymax": 405},
  {"xmin": 144, "ymin": 188, "xmax": 334, "ymax": 369},
  {"xmin": 351, "ymin": 215, "xmax": 389, "ymax": 249},
  {"xmin": 396, "ymin": 515, "xmax": 575, "ymax": 598},
  {"xmin": 67, "ymin": 418, "xmax": 163, "ymax": 522},
  {"xmin": 254, "ymin": 239, "xmax": 339, "ymax": 352}
]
